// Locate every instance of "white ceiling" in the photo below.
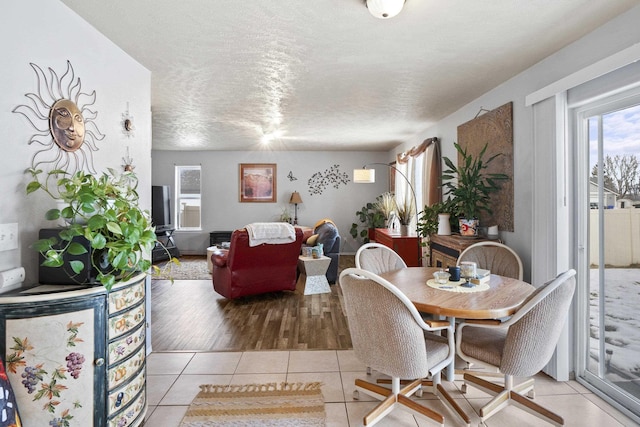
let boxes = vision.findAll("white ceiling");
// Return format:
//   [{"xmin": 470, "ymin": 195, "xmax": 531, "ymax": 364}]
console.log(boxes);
[{"xmin": 61, "ymin": 0, "xmax": 637, "ymax": 151}]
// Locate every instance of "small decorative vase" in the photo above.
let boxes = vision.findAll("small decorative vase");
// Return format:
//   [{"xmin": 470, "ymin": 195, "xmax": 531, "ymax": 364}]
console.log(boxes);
[
  {"xmin": 399, "ymin": 225, "xmax": 409, "ymax": 235},
  {"xmin": 459, "ymin": 218, "xmax": 479, "ymax": 236},
  {"xmin": 437, "ymin": 213, "xmax": 451, "ymax": 235}
]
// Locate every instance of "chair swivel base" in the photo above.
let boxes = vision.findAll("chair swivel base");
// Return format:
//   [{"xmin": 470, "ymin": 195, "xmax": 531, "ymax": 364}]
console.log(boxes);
[
  {"xmin": 354, "ymin": 378, "xmax": 445, "ymax": 426},
  {"xmin": 462, "ymin": 372, "xmax": 564, "ymax": 426},
  {"xmin": 376, "ymin": 377, "xmax": 471, "ymax": 426}
]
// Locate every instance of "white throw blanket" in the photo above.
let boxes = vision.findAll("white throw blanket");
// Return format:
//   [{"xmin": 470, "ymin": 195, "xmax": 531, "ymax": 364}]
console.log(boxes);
[{"xmin": 245, "ymin": 222, "xmax": 296, "ymax": 247}]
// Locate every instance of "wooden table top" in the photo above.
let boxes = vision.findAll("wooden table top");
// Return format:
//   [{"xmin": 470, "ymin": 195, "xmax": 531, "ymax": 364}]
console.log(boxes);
[{"xmin": 379, "ymin": 267, "xmax": 535, "ymax": 319}]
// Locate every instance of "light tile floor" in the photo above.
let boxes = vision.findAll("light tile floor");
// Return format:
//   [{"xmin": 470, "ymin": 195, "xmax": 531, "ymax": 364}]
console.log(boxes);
[{"xmin": 143, "ymin": 350, "xmax": 638, "ymax": 427}]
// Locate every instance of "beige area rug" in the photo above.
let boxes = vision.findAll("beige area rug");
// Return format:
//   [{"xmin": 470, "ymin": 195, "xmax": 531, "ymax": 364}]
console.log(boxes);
[
  {"xmin": 153, "ymin": 255, "xmax": 211, "ymax": 280},
  {"xmin": 179, "ymin": 382, "xmax": 326, "ymax": 426},
  {"xmin": 153, "ymin": 254, "xmax": 356, "ymax": 281}
]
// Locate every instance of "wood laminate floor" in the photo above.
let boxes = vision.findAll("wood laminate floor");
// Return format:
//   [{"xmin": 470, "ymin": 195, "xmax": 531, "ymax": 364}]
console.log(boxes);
[{"xmin": 150, "ymin": 256, "xmax": 355, "ymax": 352}]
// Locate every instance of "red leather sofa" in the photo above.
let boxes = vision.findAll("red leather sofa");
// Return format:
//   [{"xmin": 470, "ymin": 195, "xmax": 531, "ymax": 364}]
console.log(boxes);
[{"xmin": 211, "ymin": 227, "xmax": 304, "ymax": 299}]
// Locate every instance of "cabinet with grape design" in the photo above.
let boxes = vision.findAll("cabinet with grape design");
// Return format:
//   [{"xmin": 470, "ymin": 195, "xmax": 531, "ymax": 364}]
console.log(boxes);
[{"xmin": 0, "ymin": 274, "xmax": 147, "ymax": 426}]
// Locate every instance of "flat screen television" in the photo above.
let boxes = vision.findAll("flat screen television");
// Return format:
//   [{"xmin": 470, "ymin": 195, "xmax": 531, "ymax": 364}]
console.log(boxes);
[{"xmin": 151, "ymin": 185, "xmax": 172, "ymax": 230}]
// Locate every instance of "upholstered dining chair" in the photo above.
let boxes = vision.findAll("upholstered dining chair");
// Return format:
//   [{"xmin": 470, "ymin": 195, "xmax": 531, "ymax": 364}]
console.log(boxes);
[
  {"xmin": 355, "ymin": 242, "xmax": 407, "ymax": 275},
  {"xmin": 455, "ymin": 269, "xmax": 576, "ymax": 426},
  {"xmin": 457, "ymin": 241, "xmax": 524, "ymax": 280},
  {"xmin": 340, "ymin": 267, "xmax": 470, "ymax": 427}
]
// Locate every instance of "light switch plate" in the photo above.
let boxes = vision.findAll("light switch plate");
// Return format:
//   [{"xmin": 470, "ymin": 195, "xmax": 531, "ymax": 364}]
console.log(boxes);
[{"xmin": 0, "ymin": 223, "xmax": 19, "ymax": 251}]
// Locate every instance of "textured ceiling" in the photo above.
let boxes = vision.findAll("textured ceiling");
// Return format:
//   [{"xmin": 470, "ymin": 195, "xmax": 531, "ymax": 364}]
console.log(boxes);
[{"xmin": 61, "ymin": 0, "xmax": 637, "ymax": 151}]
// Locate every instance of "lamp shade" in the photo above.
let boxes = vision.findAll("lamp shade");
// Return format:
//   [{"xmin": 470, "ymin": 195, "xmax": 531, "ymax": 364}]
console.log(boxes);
[
  {"xmin": 353, "ymin": 168, "xmax": 376, "ymax": 183},
  {"xmin": 366, "ymin": 0, "xmax": 405, "ymax": 19},
  {"xmin": 289, "ymin": 191, "xmax": 303, "ymax": 204}
]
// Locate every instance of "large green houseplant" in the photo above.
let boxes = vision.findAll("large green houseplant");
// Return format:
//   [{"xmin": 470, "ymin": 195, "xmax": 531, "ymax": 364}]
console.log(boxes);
[
  {"xmin": 441, "ymin": 142, "xmax": 508, "ymax": 235},
  {"xmin": 26, "ymin": 167, "xmax": 171, "ymax": 290},
  {"xmin": 349, "ymin": 194, "xmax": 388, "ymax": 243}
]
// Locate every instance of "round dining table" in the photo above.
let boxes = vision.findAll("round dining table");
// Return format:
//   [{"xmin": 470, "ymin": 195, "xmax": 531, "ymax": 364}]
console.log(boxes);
[
  {"xmin": 378, "ymin": 266, "xmax": 535, "ymax": 380},
  {"xmin": 378, "ymin": 267, "xmax": 535, "ymax": 319}
]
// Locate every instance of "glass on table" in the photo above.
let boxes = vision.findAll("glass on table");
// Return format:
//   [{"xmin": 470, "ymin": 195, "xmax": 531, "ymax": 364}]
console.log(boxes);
[
  {"xmin": 433, "ymin": 270, "xmax": 451, "ymax": 284},
  {"xmin": 459, "ymin": 261, "xmax": 477, "ymax": 287}
]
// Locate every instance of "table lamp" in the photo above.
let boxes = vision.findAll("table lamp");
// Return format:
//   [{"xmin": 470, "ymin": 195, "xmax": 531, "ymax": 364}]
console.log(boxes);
[{"xmin": 289, "ymin": 191, "xmax": 303, "ymax": 225}]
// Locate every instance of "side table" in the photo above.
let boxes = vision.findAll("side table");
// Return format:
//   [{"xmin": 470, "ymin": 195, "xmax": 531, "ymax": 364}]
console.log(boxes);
[
  {"xmin": 374, "ymin": 228, "xmax": 421, "ymax": 266},
  {"xmin": 296, "ymin": 255, "xmax": 331, "ymax": 295},
  {"xmin": 429, "ymin": 234, "xmax": 499, "ymax": 268}
]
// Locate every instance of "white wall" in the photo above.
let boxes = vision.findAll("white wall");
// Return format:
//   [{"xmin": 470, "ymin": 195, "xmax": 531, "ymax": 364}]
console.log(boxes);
[
  {"xmin": 0, "ymin": 0, "xmax": 152, "ymax": 286},
  {"xmin": 151, "ymin": 150, "xmax": 389, "ymax": 255},
  {"xmin": 393, "ymin": 4, "xmax": 640, "ymax": 283}
]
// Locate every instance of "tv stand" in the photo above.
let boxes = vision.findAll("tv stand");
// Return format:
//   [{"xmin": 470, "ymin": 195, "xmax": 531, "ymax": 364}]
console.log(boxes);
[{"xmin": 153, "ymin": 227, "xmax": 180, "ymax": 262}]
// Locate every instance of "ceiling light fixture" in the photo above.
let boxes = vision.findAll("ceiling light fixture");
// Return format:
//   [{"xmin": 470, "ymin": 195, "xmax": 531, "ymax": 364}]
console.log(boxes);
[
  {"xmin": 261, "ymin": 129, "xmax": 283, "ymax": 144},
  {"xmin": 366, "ymin": 0, "xmax": 405, "ymax": 19}
]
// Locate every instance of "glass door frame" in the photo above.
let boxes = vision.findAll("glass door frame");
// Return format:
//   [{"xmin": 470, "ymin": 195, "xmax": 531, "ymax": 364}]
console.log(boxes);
[{"xmin": 571, "ymin": 88, "xmax": 640, "ymax": 421}]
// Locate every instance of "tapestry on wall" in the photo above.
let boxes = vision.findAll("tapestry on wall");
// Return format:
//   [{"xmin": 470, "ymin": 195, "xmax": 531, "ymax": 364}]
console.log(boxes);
[{"xmin": 457, "ymin": 102, "xmax": 514, "ymax": 232}]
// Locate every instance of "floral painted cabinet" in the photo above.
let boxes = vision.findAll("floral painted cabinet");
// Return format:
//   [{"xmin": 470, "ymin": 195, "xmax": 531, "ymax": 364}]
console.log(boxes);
[{"xmin": 0, "ymin": 273, "xmax": 147, "ymax": 427}]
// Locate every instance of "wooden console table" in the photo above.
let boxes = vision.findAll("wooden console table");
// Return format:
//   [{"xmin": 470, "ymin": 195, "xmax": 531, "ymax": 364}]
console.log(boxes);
[
  {"xmin": 429, "ymin": 234, "xmax": 498, "ymax": 268},
  {"xmin": 374, "ymin": 228, "xmax": 421, "ymax": 267}
]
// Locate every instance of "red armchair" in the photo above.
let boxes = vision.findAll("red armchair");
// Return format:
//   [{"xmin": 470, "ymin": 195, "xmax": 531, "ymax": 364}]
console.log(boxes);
[{"xmin": 212, "ymin": 227, "xmax": 304, "ymax": 299}]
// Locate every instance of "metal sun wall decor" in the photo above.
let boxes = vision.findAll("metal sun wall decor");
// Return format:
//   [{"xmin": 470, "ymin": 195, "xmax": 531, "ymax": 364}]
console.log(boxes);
[
  {"xmin": 122, "ymin": 146, "xmax": 135, "ymax": 172},
  {"xmin": 307, "ymin": 164, "xmax": 350, "ymax": 195},
  {"xmin": 12, "ymin": 61, "xmax": 105, "ymax": 174},
  {"xmin": 121, "ymin": 102, "xmax": 135, "ymax": 138}
]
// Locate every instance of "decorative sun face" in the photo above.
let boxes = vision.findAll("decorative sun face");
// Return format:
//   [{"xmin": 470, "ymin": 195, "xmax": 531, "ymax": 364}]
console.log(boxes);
[
  {"xmin": 13, "ymin": 61, "xmax": 105, "ymax": 174},
  {"xmin": 50, "ymin": 98, "xmax": 86, "ymax": 151}
]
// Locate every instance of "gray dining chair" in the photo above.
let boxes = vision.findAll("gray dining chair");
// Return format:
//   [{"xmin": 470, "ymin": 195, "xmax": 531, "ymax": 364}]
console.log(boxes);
[
  {"xmin": 340, "ymin": 267, "xmax": 470, "ymax": 427},
  {"xmin": 355, "ymin": 242, "xmax": 407, "ymax": 275},
  {"xmin": 455, "ymin": 269, "xmax": 576, "ymax": 426},
  {"xmin": 457, "ymin": 241, "xmax": 523, "ymax": 280}
]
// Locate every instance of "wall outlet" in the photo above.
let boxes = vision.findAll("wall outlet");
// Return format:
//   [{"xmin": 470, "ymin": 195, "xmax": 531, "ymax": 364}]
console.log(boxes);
[
  {"xmin": 0, "ymin": 267, "xmax": 25, "ymax": 289},
  {"xmin": 0, "ymin": 223, "xmax": 19, "ymax": 251}
]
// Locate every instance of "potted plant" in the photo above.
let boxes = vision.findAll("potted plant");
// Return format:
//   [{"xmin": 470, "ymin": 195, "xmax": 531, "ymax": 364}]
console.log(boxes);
[
  {"xmin": 417, "ymin": 199, "xmax": 456, "ymax": 239},
  {"xmin": 394, "ymin": 194, "xmax": 415, "ymax": 235},
  {"xmin": 26, "ymin": 167, "xmax": 173, "ymax": 290},
  {"xmin": 374, "ymin": 192, "xmax": 397, "ymax": 228},
  {"xmin": 349, "ymin": 195, "xmax": 387, "ymax": 243},
  {"xmin": 441, "ymin": 142, "xmax": 508, "ymax": 236},
  {"xmin": 279, "ymin": 207, "xmax": 292, "ymax": 223}
]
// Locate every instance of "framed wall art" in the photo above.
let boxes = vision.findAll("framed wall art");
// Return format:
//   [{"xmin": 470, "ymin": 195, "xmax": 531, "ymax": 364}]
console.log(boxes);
[{"xmin": 239, "ymin": 163, "xmax": 277, "ymax": 202}]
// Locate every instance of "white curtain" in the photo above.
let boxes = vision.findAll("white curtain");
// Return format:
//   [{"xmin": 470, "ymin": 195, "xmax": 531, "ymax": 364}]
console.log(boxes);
[{"xmin": 396, "ymin": 137, "xmax": 440, "ymax": 216}]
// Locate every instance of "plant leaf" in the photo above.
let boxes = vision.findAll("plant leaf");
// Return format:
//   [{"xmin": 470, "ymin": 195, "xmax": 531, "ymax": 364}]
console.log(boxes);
[
  {"xmin": 106, "ymin": 222, "xmax": 122, "ymax": 235},
  {"xmin": 90, "ymin": 233, "xmax": 107, "ymax": 249},
  {"xmin": 67, "ymin": 242, "xmax": 88, "ymax": 256},
  {"xmin": 69, "ymin": 260, "xmax": 85, "ymax": 274},
  {"xmin": 26, "ymin": 181, "xmax": 42, "ymax": 194}
]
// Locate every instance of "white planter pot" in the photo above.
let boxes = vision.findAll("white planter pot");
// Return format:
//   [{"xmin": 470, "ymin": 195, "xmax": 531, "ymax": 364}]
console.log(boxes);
[{"xmin": 437, "ymin": 214, "xmax": 451, "ymax": 235}]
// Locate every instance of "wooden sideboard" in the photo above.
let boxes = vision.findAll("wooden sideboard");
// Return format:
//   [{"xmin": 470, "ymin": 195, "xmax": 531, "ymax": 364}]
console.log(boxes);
[
  {"xmin": 429, "ymin": 234, "xmax": 498, "ymax": 268},
  {"xmin": 374, "ymin": 228, "xmax": 421, "ymax": 267},
  {"xmin": 0, "ymin": 274, "xmax": 148, "ymax": 427}
]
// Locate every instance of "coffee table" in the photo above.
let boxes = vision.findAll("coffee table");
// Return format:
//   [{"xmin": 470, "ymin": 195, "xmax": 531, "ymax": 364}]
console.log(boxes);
[{"xmin": 296, "ymin": 255, "xmax": 331, "ymax": 295}]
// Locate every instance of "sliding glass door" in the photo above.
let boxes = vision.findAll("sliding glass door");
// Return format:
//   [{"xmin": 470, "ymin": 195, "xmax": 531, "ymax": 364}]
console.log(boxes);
[{"xmin": 574, "ymin": 95, "xmax": 640, "ymax": 418}]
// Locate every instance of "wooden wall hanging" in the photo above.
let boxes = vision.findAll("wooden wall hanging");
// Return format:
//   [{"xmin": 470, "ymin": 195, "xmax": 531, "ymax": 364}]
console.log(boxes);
[{"xmin": 457, "ymin": 102, "xmax": 514, "ymax": 232}]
